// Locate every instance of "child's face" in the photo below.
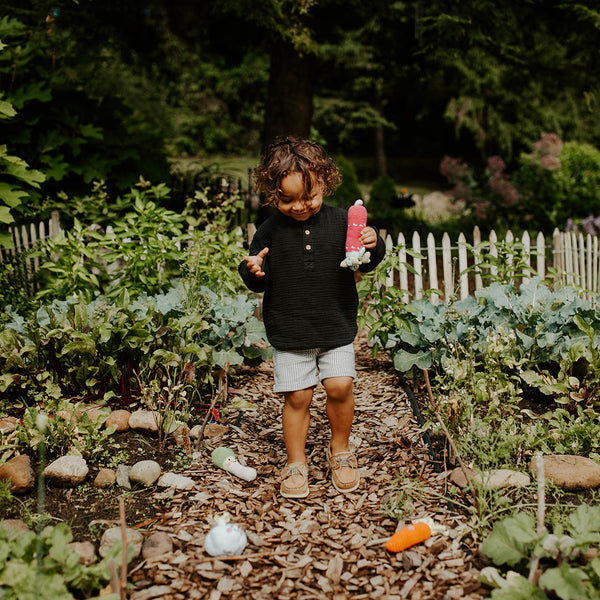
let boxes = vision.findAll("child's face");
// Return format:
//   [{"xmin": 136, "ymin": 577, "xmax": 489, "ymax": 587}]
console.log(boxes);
[{"xmin": 277, "ymin": 172, "xmax": 323, "ymax": 221}]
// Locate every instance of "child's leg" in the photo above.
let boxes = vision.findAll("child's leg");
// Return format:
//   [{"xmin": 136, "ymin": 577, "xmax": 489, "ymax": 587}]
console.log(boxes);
[
  {"xmin": 323, "ymin": 374, "xmax": 359, "ymax": 492},
  {"xmin": 323, "ymin": 376, "xmax": 354, "ymax": 453},
  {"xmin": 282, "ymin": 387, "xmax": 314, "ymax": 464}
]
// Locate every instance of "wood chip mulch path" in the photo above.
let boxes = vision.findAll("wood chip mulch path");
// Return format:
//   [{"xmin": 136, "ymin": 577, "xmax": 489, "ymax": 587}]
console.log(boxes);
[{"xmin": 129, "ymin": 337, "xmax": 488, "ymax": 600}]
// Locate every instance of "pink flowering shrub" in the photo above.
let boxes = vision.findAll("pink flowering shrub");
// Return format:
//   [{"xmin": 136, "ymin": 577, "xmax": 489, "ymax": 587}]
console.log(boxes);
[
  {"xmin": 440, "ymin": 154, "xmax": 520, "ymax": 230},
  {"xmin": 515, "ymin": 135, "xmax": 600, "ymax": 230},
  {"xmin": 441, "ymin": 134, "xmax": 600, "ymax": 232}
]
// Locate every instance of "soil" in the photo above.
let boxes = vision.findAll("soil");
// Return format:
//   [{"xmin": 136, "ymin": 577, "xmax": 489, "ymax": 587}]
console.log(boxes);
[{"xmin": 3, "ymin": 336, "xmax": 489, "ymax": 599}]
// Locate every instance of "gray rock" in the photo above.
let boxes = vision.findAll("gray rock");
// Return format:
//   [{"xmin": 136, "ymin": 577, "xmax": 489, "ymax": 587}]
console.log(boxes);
[
  {"xmin": 43, "ymin": 455, "xmax": 89, "ymax": 487},
  {"xmin": 142, "ymin": 531, "xmax": 173, "ymax": 559},
  {"xmin": 472, "ymin": 469, "xmax": 531, "ymax": 490},
  {"xmin": 129, "ymin": 410, "xmax": 162, "ymax": 432},
  {"xmin": 116, "ymin": 465, "xmax": 131, "ymax": 489},
  {"xmin": 0, "ymin": 454, "xmax": 35, "ymax": 494},
  {"xmin": 69, "ymin": 540, "xmax": 97, "ymax": 565},
  {"xmin": 530, "ymin": 454, "xmax": 600, "ymax": 491},
  {"xmin": 99, "ymin": 526, "xmax": 144, "ymax": 559},
  {"xmin": 157, "ymin": 472, "xmax": 195, "ymax": 490},
  {"xmin": 129, "ymin": 460, "xmax": 161, "ymax": 486}
]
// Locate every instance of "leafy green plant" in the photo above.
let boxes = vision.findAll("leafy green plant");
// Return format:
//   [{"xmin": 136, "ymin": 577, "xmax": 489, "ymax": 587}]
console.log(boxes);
[
  {"xmin": 35, "ymin": 180, "xmax": 187, "ymax": 303},
  {"xmin": 0, "ymin": 87, "xmax": 45, "ymax": 247},
  {"xmin": 1, "ymin": 281, "xmax": 268, "ymax": 406},
  {"xmin": 15, "ymin": 405, "xmax": 117, "ymax": 463},
  {"xmin": 0, "ymin": 521, "xmax": 120, "ymax": 600},
  {"xmin": 480, "ymin": 504, "xmax": 600, "ymax": 599}
]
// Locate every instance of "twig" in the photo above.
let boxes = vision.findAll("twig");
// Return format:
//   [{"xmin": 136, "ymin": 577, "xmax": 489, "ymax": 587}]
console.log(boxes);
[
  {"xmin": 422, "ymin": 369, "xmax": 479, "ymax": 510},
  {"xmin": 119, "ymin": 496, "xmax": 128, "ymax": 600},
  {"xmin": 196, "ymin": 362, "xmax": 229, "ymax": 451}
]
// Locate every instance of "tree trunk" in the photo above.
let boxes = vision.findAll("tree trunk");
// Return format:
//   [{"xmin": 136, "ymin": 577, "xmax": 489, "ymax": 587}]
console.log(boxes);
[{"xmin": 262, "ymin": 39, "xmax": 314, "ymax": 148}]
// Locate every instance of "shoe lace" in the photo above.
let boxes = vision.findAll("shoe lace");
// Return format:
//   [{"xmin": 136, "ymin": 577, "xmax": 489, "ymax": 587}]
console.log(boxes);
[
  {"xmin": 284, "ymin": 463, "xmax": 306, "ymax": 479},
  {"xmin": 331, "ymin": 452, "xmax": 357, "ymax": 469}
]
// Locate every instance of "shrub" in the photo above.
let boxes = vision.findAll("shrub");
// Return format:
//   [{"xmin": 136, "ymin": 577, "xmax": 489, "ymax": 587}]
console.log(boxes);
[
  {"xmin": 329, "ymin": 156, "xmax": 362, "ymax": 208},
  {"xmin": 514, "ymin": 135, "xmax": 600, "ymax": 230}
]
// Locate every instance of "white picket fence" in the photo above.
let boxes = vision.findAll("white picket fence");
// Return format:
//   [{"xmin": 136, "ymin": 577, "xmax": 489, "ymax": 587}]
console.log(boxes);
[
  {"xmin": 0, "ymin": 211, "xmax": 62, "ymax": 293},
  {"xmin": 379, "ymin": 226, "xmax": 600, "ymax": 304},
  {"xmin": 2, "ymin": 215, "xmax": 599, "ymax": 303}
]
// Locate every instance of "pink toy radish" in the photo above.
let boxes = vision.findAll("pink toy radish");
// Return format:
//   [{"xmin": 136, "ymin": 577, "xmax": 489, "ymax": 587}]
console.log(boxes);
[
  {"xmin": 340, "ymin": 199, "xmax": 371, "ymax": 270},
  {"xmin": 212, "ymin": 447, "xmax": 257, "ymax": 481}
]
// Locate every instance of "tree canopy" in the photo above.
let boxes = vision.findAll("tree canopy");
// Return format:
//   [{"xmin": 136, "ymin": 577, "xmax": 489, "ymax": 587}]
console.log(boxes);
[{"xmin": 1, "ymin": 0, "xmax": 600, "ymax": 213}]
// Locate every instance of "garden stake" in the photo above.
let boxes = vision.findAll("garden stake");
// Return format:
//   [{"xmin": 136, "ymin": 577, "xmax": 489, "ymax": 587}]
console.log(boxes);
[
  {"xmin": 107, "ymin": 559, "xmax": 119, "ymax": 595},
  {"xmin": 119, "ymin": 496, "xmax": 128, "ymax": 600},
  {"xmin": 196, "ymin": 362, "xmax": 230, "ymax": 451},
  {"xmin": 528, "ymin": 453, "xmax": 546, "ymax": 584},
  {"xmin": 422, "ymin": 369, "xmax": 479, "ymax": 511}
]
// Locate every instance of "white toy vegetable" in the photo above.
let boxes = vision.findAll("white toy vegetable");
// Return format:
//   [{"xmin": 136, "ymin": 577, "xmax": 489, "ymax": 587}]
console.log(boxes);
[
  {"xmin": 212, "ymin": 446, "xmax": 257, "ymax": 482},
  {"xmin": 204, "ymin": 513, "xmax": 247, "ymax": 556}
]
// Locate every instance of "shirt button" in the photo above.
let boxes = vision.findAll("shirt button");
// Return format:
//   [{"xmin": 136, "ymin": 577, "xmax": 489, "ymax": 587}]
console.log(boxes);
[
  {"xmin": 305, "ymin": 244, "xmax": 312, "ymax": 250},
  {"xmin": 305, "ymin": 229, "xmax": 310, "ymax": 235}
]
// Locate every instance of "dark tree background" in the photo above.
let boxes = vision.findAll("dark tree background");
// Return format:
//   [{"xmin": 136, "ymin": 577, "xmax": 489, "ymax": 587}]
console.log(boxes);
[{"xmin": 1, "ymin": 0, "xmax": 600, "ymax": 206}]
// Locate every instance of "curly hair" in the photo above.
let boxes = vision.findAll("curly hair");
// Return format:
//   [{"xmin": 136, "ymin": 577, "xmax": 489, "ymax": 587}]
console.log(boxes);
[{"xmin": 254, "ymin": 137, "xmax": 342, "ymax": 206}]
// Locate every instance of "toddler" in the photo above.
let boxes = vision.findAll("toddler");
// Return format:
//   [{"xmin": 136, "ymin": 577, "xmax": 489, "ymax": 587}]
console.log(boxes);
[{"xmin": 239, "ymin": 137, "xmax": 386, "ymax": 498}]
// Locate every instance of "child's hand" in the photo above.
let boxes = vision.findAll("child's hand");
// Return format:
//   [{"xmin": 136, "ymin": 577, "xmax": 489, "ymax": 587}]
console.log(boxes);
[
  {"xmin": 243, "ymin": 247, "xmax": 269, "ymax": 277},
  {"xmin": 360, "ymin": 227, "xmax": 378, "ymax": 249}
]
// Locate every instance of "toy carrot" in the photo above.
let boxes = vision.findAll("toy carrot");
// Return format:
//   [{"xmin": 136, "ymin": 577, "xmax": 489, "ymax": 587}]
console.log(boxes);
[{"xmin": 385, "ymin": 517, "xmax": 447, "ymax": 552}]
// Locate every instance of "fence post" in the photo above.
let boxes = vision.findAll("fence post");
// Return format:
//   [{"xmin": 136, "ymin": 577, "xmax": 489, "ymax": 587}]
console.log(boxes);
[
  {"xmin": 397, "ymin": 232, "xmax": 409, "ymax": 303},
  {"xmin": 472, "ymin": 225, "xmax": 483, "ymax": 291},
  {"xmin": 384, "ymin": 234, "xmax": 394, "ymax": 288},
  {"xmin": 442, "ymin": 232, "xmax": 453, "ymax": 302},
  {"xmin": 412, "ymin": 231, "xmax": 423, "ymax": 300},
  {"xmin": 552, "ymin": 228, "xmax": 563, "ymax": 288},
  {"xmin": 457, "ymin": 232, "xmax": 468, "ymax": 299},
  {"xmin": 536, "ymin": 232, "xmax": 545, "ymax": 279},
  {"xmin": 427, "ymin": 232, "xmax": 438, "ymax": 305},
  {"xmin": 489, "ymin": 230, "xmax": 498, "ymax": 278},
  {"xmin": 521, "ymin": 230, "xmax": 531, "ymax": 284}
]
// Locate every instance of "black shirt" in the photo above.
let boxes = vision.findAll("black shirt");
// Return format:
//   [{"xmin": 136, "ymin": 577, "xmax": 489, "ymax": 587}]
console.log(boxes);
[{"xmin": 238, "ymin": 203, "xmax": 386, "ymax": 350}]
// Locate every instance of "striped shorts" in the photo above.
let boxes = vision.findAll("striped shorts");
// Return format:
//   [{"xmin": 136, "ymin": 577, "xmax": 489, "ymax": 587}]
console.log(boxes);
[{"xmin": 272, "ymin": 343, "xmax": 356, "ymax": 393}]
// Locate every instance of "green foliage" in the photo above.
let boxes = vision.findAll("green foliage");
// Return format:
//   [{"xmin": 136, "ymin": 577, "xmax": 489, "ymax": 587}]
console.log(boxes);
[
  {"xmin": 515, "ymin": 138, "xmax": 600, "ymax": 230},
  {"xmin": 0, "ymin": 250, "xmax": 39, "ymax": 319},
  {"xmin": 0, "ymin": 281, "xmax": 268, "ymax": 406},
  {"xmin": 0, "ymin": 71, "xmax": 46, "ymax": 246},
  {"xmin": 15, "ymin": 406, "xmax": 117, "ymax": 463},
  {"xmin": 480, "ymin": 504, "xmax": 600, "ymax": 599},
  {"xmin": 0, "ymin": 521, "xmax": 119, "ymax": 600},
  {"xmin": 0, "ymin": 12, "xmax": 168, "ymax": 214},
  {"xmin": 35, "ymin": 180, "xmax": 186, "ymax": 303},
  {"xmin": 329, "ymin": 155, "xmax": 362, "ymax": 208}
]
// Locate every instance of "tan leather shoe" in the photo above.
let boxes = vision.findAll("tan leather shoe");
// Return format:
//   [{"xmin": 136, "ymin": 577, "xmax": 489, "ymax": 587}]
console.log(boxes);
[
  {"xmin": 326, "ymin": 447, "xmax": 359, "ymax": 492},
  {"xmin": 280, "ymin": 462, "xmax": 309, "ymax": 498}
]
